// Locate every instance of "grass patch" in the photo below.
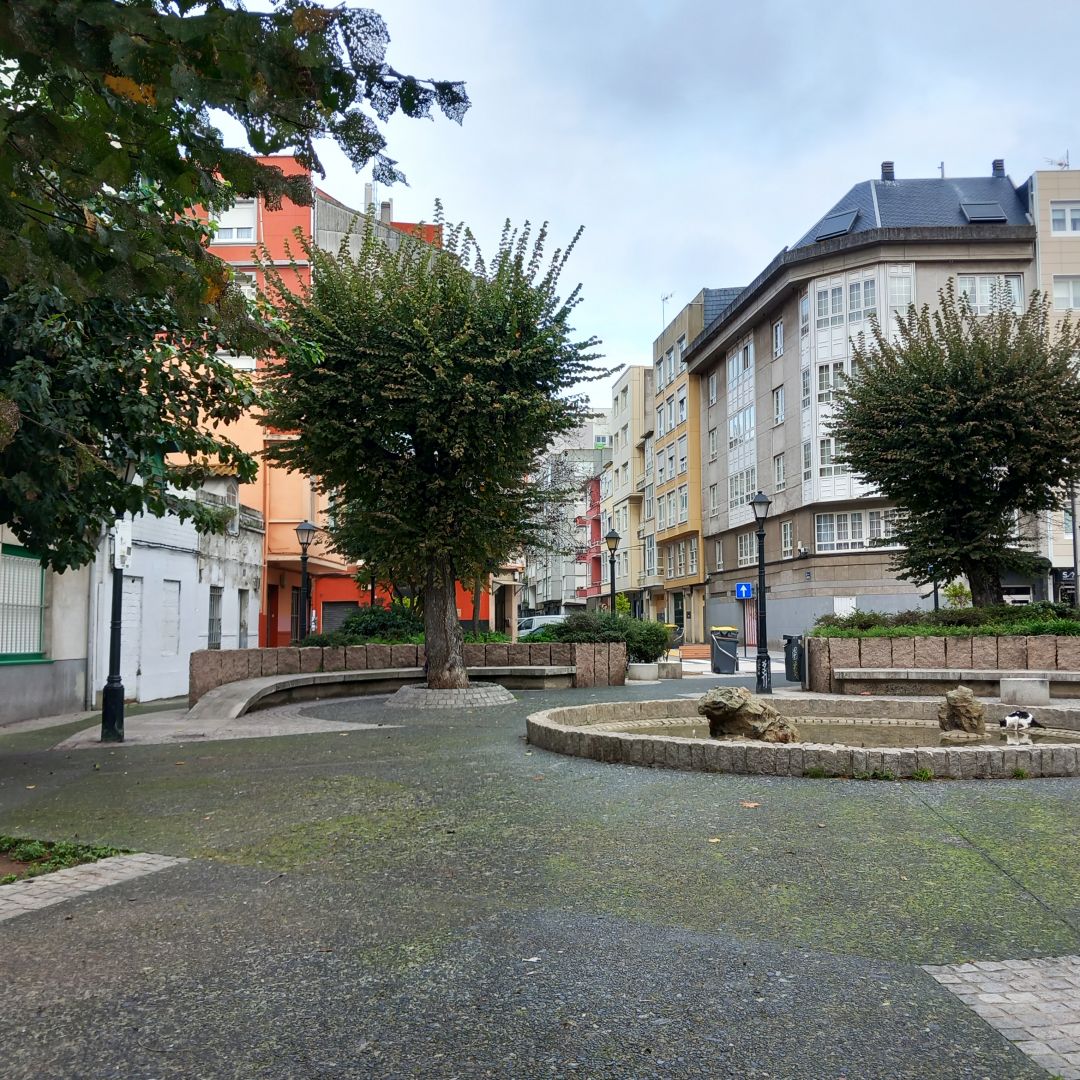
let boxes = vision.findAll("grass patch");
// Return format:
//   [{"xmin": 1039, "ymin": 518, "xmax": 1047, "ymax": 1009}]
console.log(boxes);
[
  {"xmin": 853, "ymin": 769, "xmax": 898, "ymax": 781},
  {"xmin": 912, "ymin": 767, "xmax": 935, "ymax": 782},
  {"xmin": 1011, "ymin": 767, "xmax": 1031, "ymax": 780},
  {"xmin": 0, "ymin": 834, "xmax": 130, "ymax": 884}
]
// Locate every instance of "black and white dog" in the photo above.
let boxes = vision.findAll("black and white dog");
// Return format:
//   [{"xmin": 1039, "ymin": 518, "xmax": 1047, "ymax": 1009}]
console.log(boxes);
[{"xmin": 1000, "ymin": 709, "xmax": 1044, "ymax": 731}]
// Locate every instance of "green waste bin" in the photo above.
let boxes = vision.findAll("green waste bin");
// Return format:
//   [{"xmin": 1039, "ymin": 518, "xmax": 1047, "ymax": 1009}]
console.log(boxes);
[{"xmin": 710, "ymin": 626, "xmax": 739, "ymax": 674}]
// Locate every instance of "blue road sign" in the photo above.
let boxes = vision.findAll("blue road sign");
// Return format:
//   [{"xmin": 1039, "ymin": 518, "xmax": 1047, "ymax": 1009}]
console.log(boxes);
[{"xmin": 735, "ymin": 582, "xmax": 754, "ymax": 600}]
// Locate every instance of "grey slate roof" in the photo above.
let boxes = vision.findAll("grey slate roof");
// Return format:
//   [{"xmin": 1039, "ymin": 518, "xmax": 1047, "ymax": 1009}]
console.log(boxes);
[
  {"xmin": 703, "ymin": 287, "xmax": 744, "ymax": 324},
  {"xmin": 791, "ymin": 175, "xmax": 1030, "ymax": 250}
]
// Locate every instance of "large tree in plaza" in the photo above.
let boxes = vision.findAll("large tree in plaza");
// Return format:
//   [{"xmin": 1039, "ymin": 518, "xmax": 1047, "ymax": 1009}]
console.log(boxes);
[
  {"xmin": 831, "ymin": 284, "xmax": 1080, "ymax": 606},
  {"xmin": 260, "ymin": 214, "xmax": 601, "ymax": 689},
  {"xmin": 0, "ymin": 0, "xmax": 468, "ymax": 569}
]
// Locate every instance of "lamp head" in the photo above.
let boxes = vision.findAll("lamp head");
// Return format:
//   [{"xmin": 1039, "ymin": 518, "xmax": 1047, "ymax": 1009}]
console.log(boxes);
[
  {"xmin": 749, "ymin": 490, "xmax": 772, "ymax": 524},
  {"xmin": 605, "ymin": 528, "xmax": 621, "ymax": 554},
  {"xmin": 294, "ymin": 519, "xmax": 318, "ymax": 552}
]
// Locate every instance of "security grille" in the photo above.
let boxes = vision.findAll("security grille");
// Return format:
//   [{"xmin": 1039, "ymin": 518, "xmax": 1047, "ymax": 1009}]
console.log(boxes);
[
  {"xmin": 0, "ymin": 548, "xmax": 44, "ymax": 656},
  {"xmin": 208, "ymin": 586, "xmax": 223, "ymax": 650}
]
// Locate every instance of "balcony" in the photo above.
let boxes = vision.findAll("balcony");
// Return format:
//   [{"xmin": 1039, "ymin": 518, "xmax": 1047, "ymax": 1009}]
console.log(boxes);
[
  {"xmin": 635, "ymin": 476, "xmax": 647, "ymax": 492},
  {"xmin": 637, "ymin": 572, "xmax": 664, "ymax": 589}
]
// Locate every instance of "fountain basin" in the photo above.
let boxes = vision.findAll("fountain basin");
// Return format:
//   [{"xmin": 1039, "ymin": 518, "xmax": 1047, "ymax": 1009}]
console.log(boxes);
[{"xmin": 526, "ymin": 694, "xmax": 1080, "ymax": 779}]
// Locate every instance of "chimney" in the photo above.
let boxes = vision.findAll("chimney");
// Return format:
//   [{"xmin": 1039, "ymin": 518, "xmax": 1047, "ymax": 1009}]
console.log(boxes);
[
  {"xmin": 992, "ymin": 159, "xmax": 1005, "ymax": 178},
  {"xmin": 881, "ymin": 161, "xmax": 895, "ymax": 181},
  {"xmin": 364, "ymin": 182, "xmax": 374, "ymax": 212},
  {"xmin": 379, "ymin": 199, "xmax": 392, "ymax": 224}
]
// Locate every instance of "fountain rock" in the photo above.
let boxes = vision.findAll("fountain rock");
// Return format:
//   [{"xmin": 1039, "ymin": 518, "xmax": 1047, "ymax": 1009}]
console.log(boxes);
[
  {"xmin": 937, "ymin": 685, "xmax": 986, "ymax": 734},
  {"xmin": 697, "ymin": 686, "xmax": 800, "ymax": 743}
]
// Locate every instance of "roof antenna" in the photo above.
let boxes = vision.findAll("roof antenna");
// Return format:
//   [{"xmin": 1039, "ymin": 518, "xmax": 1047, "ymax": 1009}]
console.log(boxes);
[
  {"xmin": 660, "ymin": 292, "xmax": 673, "ymax": 328},
  {"xmin": 1046, "ymin": 151, "xmax": 1070, "ymax": 170},
  {"xmin": 939, "ymin": 162, "xmax": 945, "ymax": 178}
]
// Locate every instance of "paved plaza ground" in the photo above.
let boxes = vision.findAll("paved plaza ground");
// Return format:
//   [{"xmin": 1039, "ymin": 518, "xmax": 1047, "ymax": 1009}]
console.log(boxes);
[{"xmin": 0, "ymin": 678, "xmax": 1078, "ymax": 1078}]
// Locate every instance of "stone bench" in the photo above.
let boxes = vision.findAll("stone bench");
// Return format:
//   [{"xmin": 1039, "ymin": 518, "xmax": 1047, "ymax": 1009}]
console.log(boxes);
[
  {"xmin": 186, "ymin": 666, "xmax": 575, "ymax": 722},
  {"xmin": 832, "ymin": 668, "xmax": 1080, "ymax": 700}
]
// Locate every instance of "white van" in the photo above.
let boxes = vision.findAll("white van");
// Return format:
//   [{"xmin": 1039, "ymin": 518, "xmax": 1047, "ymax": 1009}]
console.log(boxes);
[{"xmin": 517, "ymin": 614, "xmax": 567, "ymax": 636}]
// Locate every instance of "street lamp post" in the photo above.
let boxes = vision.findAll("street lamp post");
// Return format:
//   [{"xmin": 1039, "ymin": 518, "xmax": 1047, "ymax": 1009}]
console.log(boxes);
[
  {"xmin": 749, "ymin": 490, "xmax": 772, "ymax": 695},
  {"xmin": 605, "ymin": 528, "xmax": 620, "ymax": 613},
  {"xmin": 295, "ymin": 520, "xmax": 318, "ymax": 641},
  {"xmin": 100, "ymin": 457, "xmax": 140, "ymax": 744}
]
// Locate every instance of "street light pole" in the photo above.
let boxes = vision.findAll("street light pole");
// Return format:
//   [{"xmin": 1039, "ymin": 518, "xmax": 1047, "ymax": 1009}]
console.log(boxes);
[
  {"xmin": 100, "ymin": 526, "xmax": 127, "ymax": 743},
  {"xmin": 605, "ymin": 528, "xmax": 621, "ymax": 613},
  {"xmin": 295, "ymin": 520, "xmax": 318, "ymax": 641},
  {"xmin": 750, "ymin": 491, "xmax": 772, "ymax": 694}
]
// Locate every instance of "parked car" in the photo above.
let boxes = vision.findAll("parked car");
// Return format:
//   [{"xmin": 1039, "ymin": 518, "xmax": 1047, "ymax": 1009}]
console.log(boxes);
[{"xmin": 517, "ymin": 614, "xmax": 567, "ymax": 636}]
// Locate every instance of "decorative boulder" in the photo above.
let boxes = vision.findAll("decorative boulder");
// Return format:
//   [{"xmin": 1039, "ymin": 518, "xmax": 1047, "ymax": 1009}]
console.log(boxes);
[
  {"xmin": 697, "ymin": 686, "xmax": 800, "ymax": 743},
  {"xmin": 937, "ymin": 685, "xmax": 986, "ymax": 734}
]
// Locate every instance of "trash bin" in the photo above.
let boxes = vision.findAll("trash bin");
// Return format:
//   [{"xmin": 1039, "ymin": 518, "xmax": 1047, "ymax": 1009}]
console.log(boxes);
[
  {"xmin": 710, "ymin": 626, "xmax": 739, "ymax": 674},
  {"xmin": 783, "ymin": 634, "xmax": 804, "ymax": 683}
]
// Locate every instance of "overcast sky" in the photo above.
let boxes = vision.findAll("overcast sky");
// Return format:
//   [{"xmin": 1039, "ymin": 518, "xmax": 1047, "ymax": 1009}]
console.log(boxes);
[{"xmin": 297, "ymin": 0, "xmax": 1078, "ymax": 404}]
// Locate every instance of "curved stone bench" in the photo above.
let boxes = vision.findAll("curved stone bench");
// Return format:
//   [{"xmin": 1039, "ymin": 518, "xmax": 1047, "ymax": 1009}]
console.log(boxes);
[
  {"xmin": 526, "ymin": 696, "xmax": 1080, "ymax": 780},
  {"xmin": 833, "ymin": 668, "xmax": 1080, "ymax": 700},
  {"xmin": 188, "ymin": 666, "xmax": 575, "ymax": 721}
]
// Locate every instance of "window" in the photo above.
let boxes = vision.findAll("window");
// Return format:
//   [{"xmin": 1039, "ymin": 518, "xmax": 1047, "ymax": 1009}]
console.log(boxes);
[
  {"xmin": 233, "ymin": 271, "xmax": 258, "ymax": 300},
  {"xmin": 848, "ymin": 278, "xmax": 876, "ymax": 322},
  {"xmin": 708, "ymin": 372, "xmax": 718, "ymax": 405},
  {"xmin": 644, "ymin": 483, "xmax": 654, "ymax": 521},
  {"xmin": 212, "ymin": 198, "xmax": 256, "ymax": 242},
  {"xmin": 689, "ymin": 537, "xmax": 699, "ymax": 574},
  {"xmin": 666, "ymin": 444, "xmax": 676, "ymax": 479},
  {"xmin": 772, "ymin": 385, "xmax": 785, "ymax": 424},
  {"xmin": 0, "ymin": 546, "xmax": 44, "ymax": 656},
  {"xmin": 728, "ymin": 465, "xmax": 757, "ymax": 510},
  {"xmin": 727, "ymin": 338, "xmax": 753, "ymax": 387},
  {"xmin": 773, "ymin": 452, "xmax": 786, "ymax": 492},
  {"xmin": 657, "ymin": 494, "xmax": 667, "ymax": 528},
  {"xmin": 772, "ymin": 319, "xmax": 784, "ymax": 358},
  {"xmin": 678, "ymin": 484, "xmax": 689, "ymax": 522},
  {"xmin": 1053, "ymin": 276, "xmax": 1080, "ymax": 311},
  {"xmin": 815, "ymin": 512, "xmax": 866, "ymax": 552},
  {"xmin": 666, "ymin": 545, "xmax": 675, "ymax": 577},
  {"xmin": 655, "ymin": 358, "xmax": 665, "ymax": 392},
  {"xmin": 1051, "ymin": 201, "xmax": 1080, "ymax": 234},
  {"xmin": 612, "ymin": 432, "xmax": 618, "ymax": 453},
  {"xmin": 665, "ymin": 349, "xmax": 675, "ymax": 383},
  {"xmin": 675, "ymin": 434, "xmax": 687, "ymax": 474},
  {"xmin": 677, "ymin": 389, "xmax": 687, "ymax": 424},
  {"xmin": 709, "ymin": 483, "xmax": 719, "ymax": 515},
  {"xmin": 802, "ymin": 439, "xmax": 812, "ymax": 481},
  {"xmin": 621, "ymin": 424, "xmax": 629, "ymax": 450},
  {"xmin": 815, "ymin": 284, "xmax": 844, "ymax": 329},
  {"xmin": 656, "ymin": 405, "xmax": 665, "ymax": 439},
  {"xmin": 666, "ymin": 396, "xmax": 675, "ymax": 429},
  {"xmin": 208, "ymin": 585, "xmax": 224, "ymax": 650},
  {"xmin": 957, "ymin": 274, "xmax": 1022, "ymax": 315},
  {"xmin": 1066, "ymin": 505, "xmax": 1075, "ymax": 536},
  {"xmin": 817, "ymin": 361, "xmax": 845, "ymax": 403},
  {"xmin": 737, "ymin": 532, "xmax": 756, "ymax": 567},
  {"xmin": 667, "ymin": 490, "xmax": 676, "ymax": 524},
  {"xmin": 868, "ymin": 508, "xmax": 901, "ymax": 545},
  {"xmin": 657, "ymin": 450, "xmax": 666, "ymax": 484},
  {"xmin": 819, "ymin": 437, "xmax": 846, "ymax": 477},
  {"xmin": 781, "ymin": 520, "xmax": 794, "ymax": 559},
  {"xmin": 161, "ymin": 579, "xmax": 181, "ymax": 656},
  {"xmin": 708, "ymin": 427, "xmax": 718, "ymax": 459},
  {"xmin": 800, "ymin": 291, "xmax": 810, "ymax": 337},
  {"xmin": 677, "ymin": 542, "xmax": 686, "ymax": 576},
  {"xmin": 887, "ymin": 264, "xmax": 914, "ymax": 332},
  {"xmin": 714, "ymin": 540, "xmax": 724, "ymax": 571},
  {"xmin": 728, "ymin": 404, "xmax": 755, "ymax": 449},
  {"xmin": 677, "ymin": 334, "xmax": 687, "ymax": 370},
  {"xmin": 645, "ymin": 535, "xmax": 656, "ymax": 575},
  {"xmin": 801, "ymin": 368, "xmax": 811, "ymax": 410}
]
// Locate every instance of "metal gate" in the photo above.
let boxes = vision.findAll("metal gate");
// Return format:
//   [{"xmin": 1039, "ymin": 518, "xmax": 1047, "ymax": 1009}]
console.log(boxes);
[
  {"xmin": 322, "ymin": 600, "xmax": 360, "ymax": 632},
  {"xmin": 208, "ymin": 585, "xmax": 223, "ymax": 650}
]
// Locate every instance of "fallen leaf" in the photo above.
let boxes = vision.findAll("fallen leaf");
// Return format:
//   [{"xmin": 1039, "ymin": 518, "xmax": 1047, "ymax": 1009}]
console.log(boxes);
[
  {"xmin": 174, "ymin": 761, "xmax": 186, "ymax": 766},
  {"xmin": 522, "ymin": 956, "xmax": 541, "ymax": 963},
  {"xmin": 816, "ymin": 822, "xmax": 826, "ymax": 828},
  {"xmin": 707, "ymin": 837, "xmax": 723, "ymax": 844},
  {"xmin": 740, "ymin": 801, "xmax": 760, "ymax": 809},
  {"xmin": 532, "ymin": 775, "xmax": 544, "ymax": 781},
  {"xmin": 25, "ymin": 785, "xmax": 35, "ymax": 790}
]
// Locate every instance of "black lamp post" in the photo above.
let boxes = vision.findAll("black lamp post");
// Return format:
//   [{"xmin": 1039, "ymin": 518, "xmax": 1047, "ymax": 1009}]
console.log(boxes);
[
  {"xmin": 605, "ymin": 528, "xmax": 620, "ymax": 612},
  {"xmin": 295, "ymin": 520, "xmax": 318, "ymax": 641},
  {"xmin": 100, "ymin": 457, "xmax": 140, "ymax": 743},
  {"xmin": 749, "ymin": 490, "xmax": 772, "ymax": 694}
]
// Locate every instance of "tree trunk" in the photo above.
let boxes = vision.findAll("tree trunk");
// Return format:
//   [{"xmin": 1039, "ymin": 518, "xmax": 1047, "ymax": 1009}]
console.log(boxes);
[
  {"xmin": 423, "ymin": 567, "xmax": 469, "ymax": 689},
  {"xmin": 963, "ymin": 562, "xmax": 1004, "ymax": 607},
  {"xmin": 469, "ymin": 577, "xmax": 483, "ymax": 635}
]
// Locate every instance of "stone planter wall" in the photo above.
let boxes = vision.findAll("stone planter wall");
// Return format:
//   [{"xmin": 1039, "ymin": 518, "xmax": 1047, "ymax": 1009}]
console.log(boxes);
[
  {"xmin": 806, "ymin": 635, "xmax": 1080, "ymax": 693},
  {"xmin": 188, "ymin": 642, "xmax": 626, "ymax": 706}
]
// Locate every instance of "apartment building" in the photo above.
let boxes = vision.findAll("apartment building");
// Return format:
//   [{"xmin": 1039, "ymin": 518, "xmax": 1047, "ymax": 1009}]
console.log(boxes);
[
  {"xmin": 598, "ymin": 365, "xmax": 651, "ymax": 615},
  {"xmin": 686, "ymin": 160, "xmax": 1080, "ymax": 644},
  {"xmin": 642, "ymin": 291, "xmax": 740, "ymax": 642}
]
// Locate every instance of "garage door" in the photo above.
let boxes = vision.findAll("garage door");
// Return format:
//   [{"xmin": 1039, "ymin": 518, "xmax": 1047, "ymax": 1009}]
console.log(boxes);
[{"xmin": 322, "ymin": 600, "xmax": 360, "ymax": 632}]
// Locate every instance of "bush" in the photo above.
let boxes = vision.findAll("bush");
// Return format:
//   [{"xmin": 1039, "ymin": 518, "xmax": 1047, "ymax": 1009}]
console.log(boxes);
[
  {"xmin": 339, "ymin": 603, "xmax": 423, "ymax": 640},
  {"xmin": 530, "ymin": 611, "xmax": 670, "ymax": 663},
  {"xmin": 811, "ymin": 601, "xmax": 1080, "ymax": 637}
]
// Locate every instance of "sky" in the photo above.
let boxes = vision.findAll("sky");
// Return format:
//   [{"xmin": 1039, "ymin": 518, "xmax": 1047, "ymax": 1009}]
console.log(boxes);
[{"xmin": 270, "ymin": 0, "xmax": 1079, "ymax": 404}]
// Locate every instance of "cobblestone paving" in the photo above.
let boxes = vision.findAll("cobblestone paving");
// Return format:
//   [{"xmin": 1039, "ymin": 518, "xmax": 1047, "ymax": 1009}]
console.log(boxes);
[
  {"xmin": 925, "ymin": 955, "xmax": 1080, "ymax": 1078},
  {"xmin": 385, "ymin": 681, "xmax": 517, "ymax": 709},
  {"xmin": 0, "ymin": 853, "xmax": 187, "ymax": 922}
]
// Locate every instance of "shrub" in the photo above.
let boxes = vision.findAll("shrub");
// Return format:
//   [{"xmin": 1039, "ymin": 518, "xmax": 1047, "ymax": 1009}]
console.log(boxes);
[
  {"xmin": 810, "ymin": 601, "xmax": 1080, "ymax": 638},
  {"xmin": 339, "ymin": 603, "xmax": 423, "ymax": 641},
  {"xmin": 537, "ymin": 611, "xmax": 670, "ymax": 663}
]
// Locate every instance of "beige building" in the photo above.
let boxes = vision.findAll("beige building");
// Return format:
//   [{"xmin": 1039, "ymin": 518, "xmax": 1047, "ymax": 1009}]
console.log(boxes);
[{"xmin": 685, "ymin": 160, "xmax": 1080, "ymax": 643}]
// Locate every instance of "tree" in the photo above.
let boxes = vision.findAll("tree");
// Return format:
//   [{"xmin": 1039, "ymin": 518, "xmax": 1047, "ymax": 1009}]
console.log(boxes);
[
  {"xmin": 0, "ymin": 0, "xmax": 468, "ymax": 568},
  {"xmin": 260, "ymin": 213, "xmax": 601, "ymax": 688},
  {"xmin": 832, "ymin": 284, "xmax": 1080, "ymax": 606}
]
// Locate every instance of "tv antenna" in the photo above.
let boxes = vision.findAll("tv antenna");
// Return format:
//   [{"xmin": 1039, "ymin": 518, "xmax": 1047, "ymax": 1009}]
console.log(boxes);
[
  {"xmin": 1046, "ymin": 151, "xmax": 1070, "ymax": 170},
  {"xmin": 661, "ymin": 292, "xmax": 674, "ymax": 327}
]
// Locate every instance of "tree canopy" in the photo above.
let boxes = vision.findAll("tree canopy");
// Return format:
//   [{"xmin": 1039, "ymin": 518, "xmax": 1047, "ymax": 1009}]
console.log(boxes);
[
  {"xmin": 0, "ymin": 0, "xmax": 468, "ymax": 568},
  {"xmin": 260, "ymin": 212, "xmax": 602, "ymax": 687},
  {"xmin": 832, "ymin": 284, "xmax": 1080, "ymax": 606}
]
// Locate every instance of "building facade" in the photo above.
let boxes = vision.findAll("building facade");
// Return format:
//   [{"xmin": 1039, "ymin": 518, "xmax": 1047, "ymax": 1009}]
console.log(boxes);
[{"xmin": 687, "ymin": 160, "xmax": 1080, "ymax": 644}]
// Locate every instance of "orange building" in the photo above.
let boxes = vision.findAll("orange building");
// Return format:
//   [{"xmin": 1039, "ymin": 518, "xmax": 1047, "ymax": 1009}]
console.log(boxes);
[{"xmin": 208, "ymin": 156, "xmax": 512, "ymax": 643}]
